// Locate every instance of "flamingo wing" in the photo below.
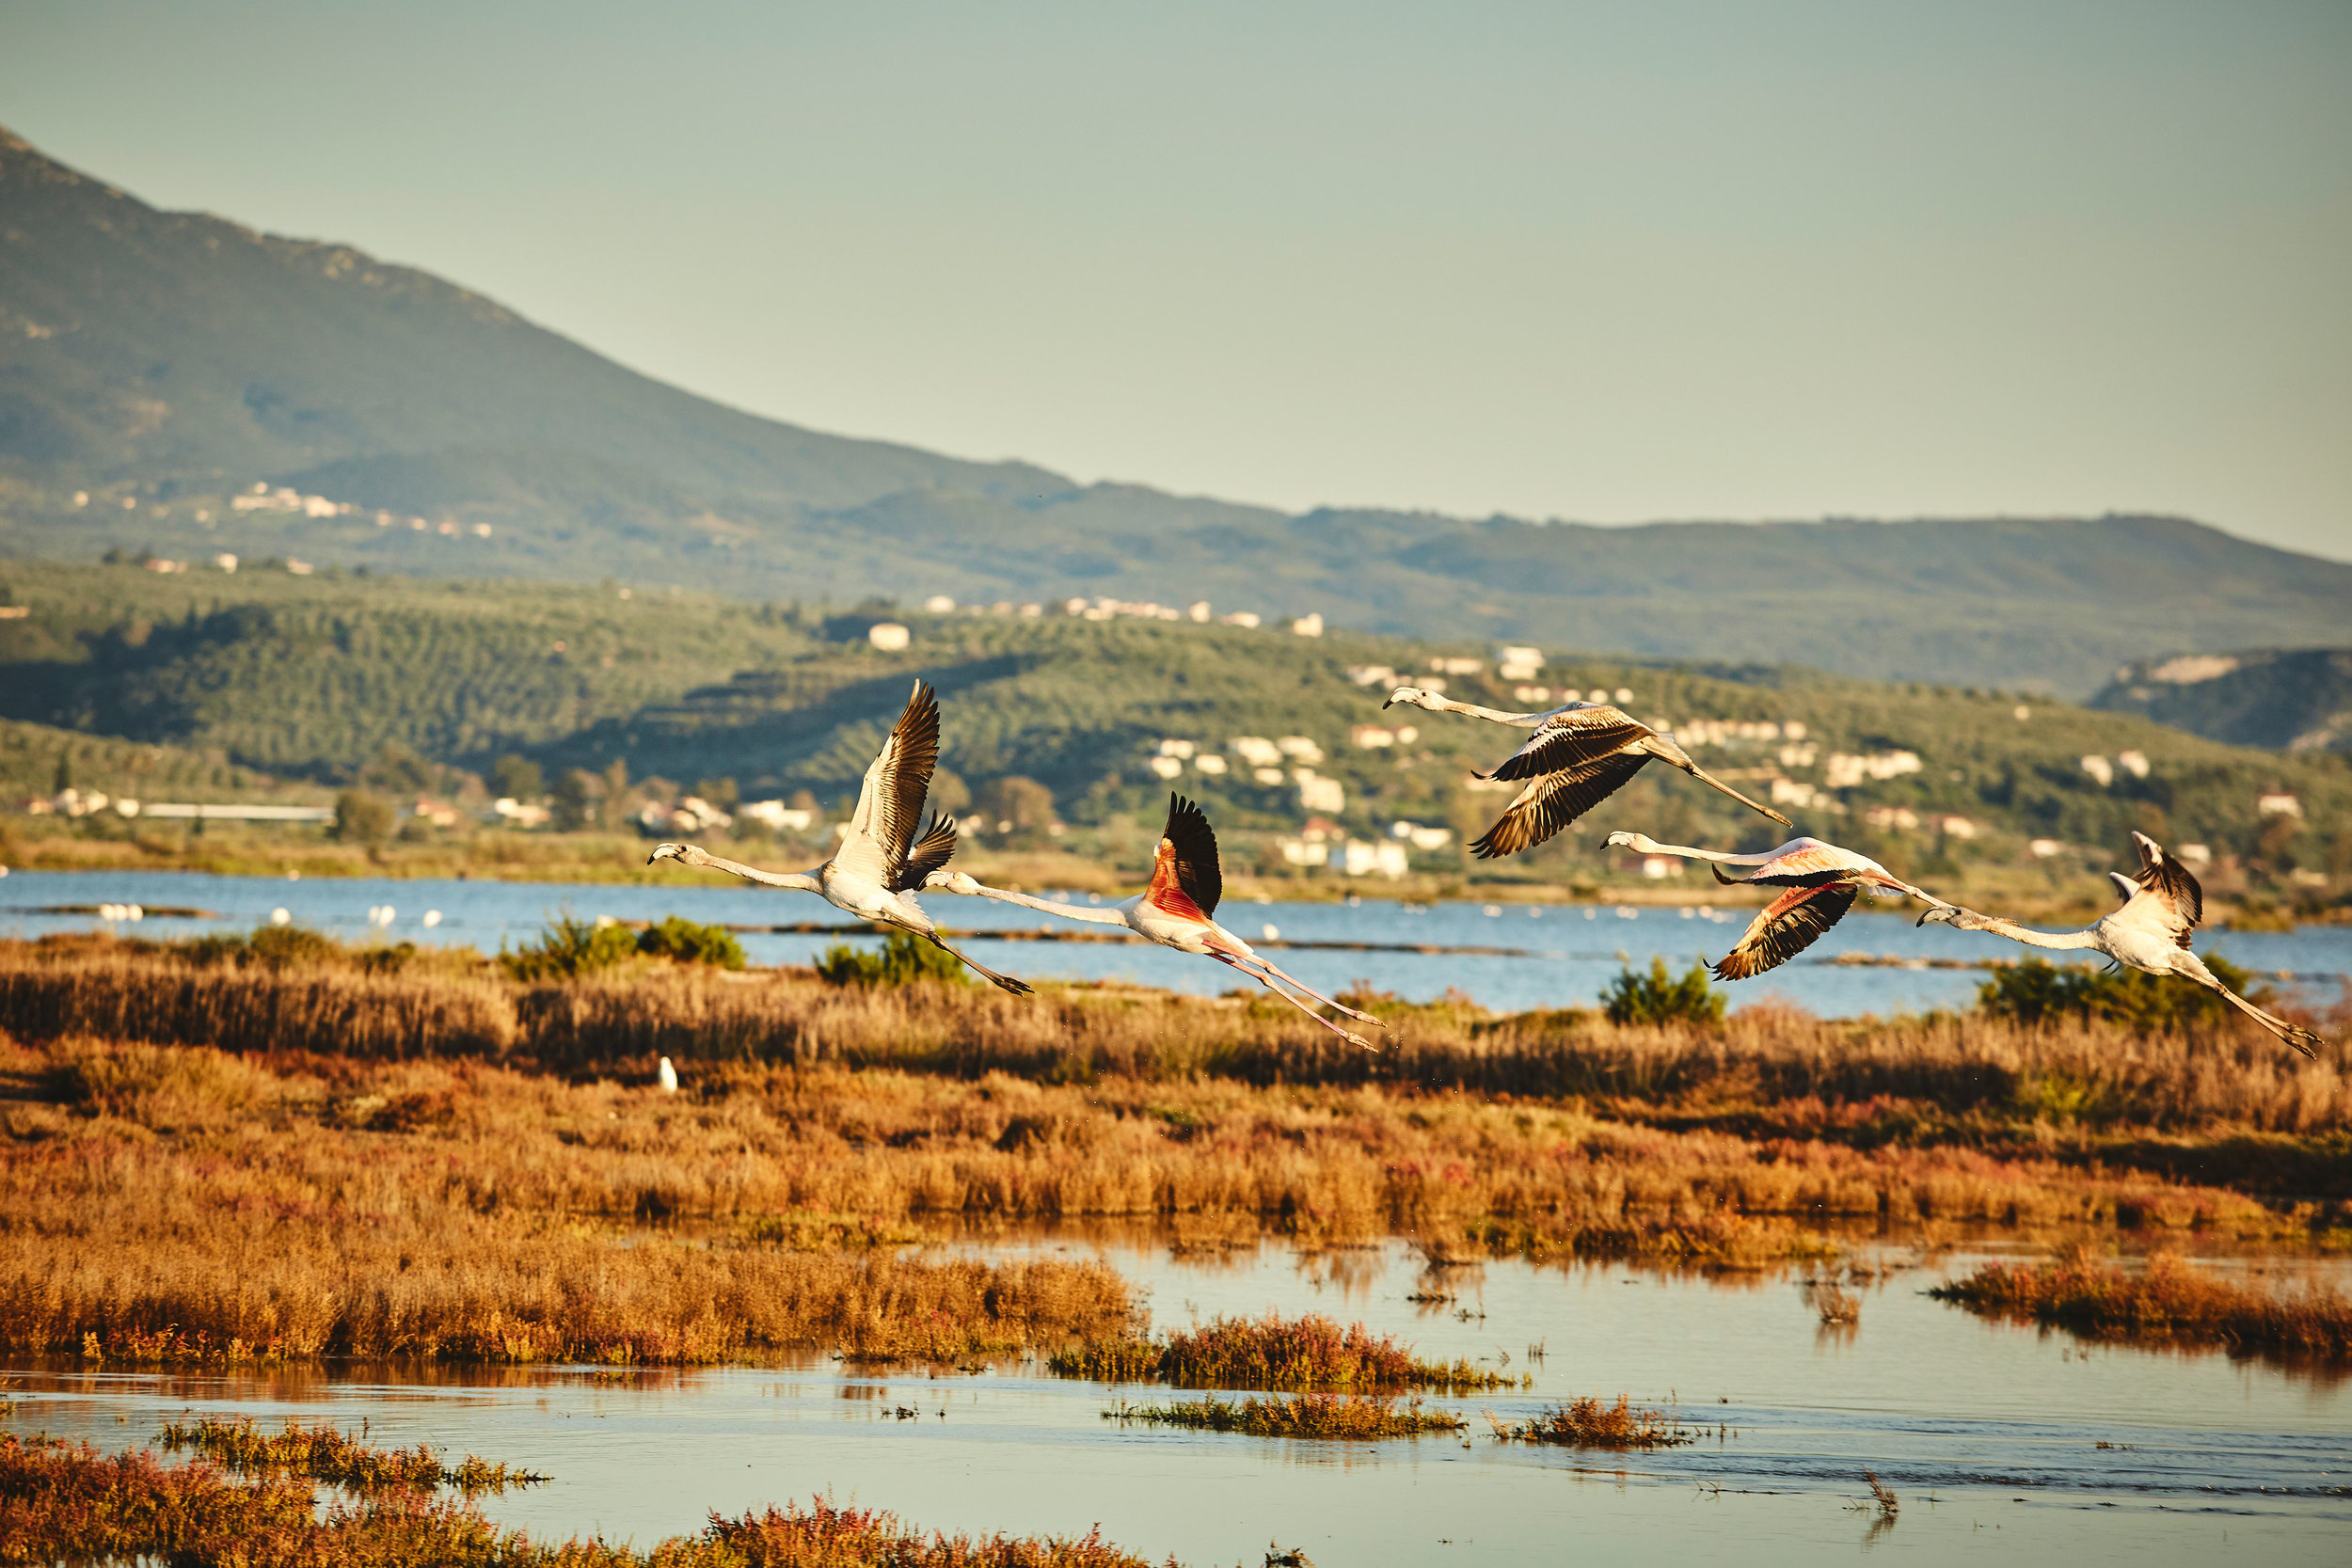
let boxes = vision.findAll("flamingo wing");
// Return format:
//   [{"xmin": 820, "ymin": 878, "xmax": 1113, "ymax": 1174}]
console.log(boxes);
[
  {"xmin": 1470, "ymin": 750, "xmax": 1650, "ymax": 859},
  {"xmin": 1163, "ymin": 793, "xmax": 1223, "ymax": 918},
  {"xmin": 2125, "ymin": 831, "xmax": 2202, "ymax": 942},
  {"xmin": 838, "ymin": 680, "xmax": 941, "ymax": 882},
  {"xmin": 892, "ymin": 812, "xmax": 961, "ymax": 893},
  {"xmin": 1712, "ymin": 882, "xmax": 1859, "ymax": 980},
  {"xmin": 1485, "ymin": 709, "xmax": 1650, "ymax": 784},
  {"xmin": 1709, "ymin": 838, "xmax": 1863, "ymax": 888}
]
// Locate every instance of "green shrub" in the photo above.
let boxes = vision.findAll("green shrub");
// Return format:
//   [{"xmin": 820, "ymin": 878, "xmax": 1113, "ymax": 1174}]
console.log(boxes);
[
  {"xmin": 329, "ymin": 789, "xmax": 395, "ymax": 846},
  {"xmin": 500, "ymin": 914, "xmax": 640, "ymax": 982},
  {"xmin": 635, "ymin": 915, "xmax": 745, "ymax": 970},
  {"xmin": 183, "ymin": 924, "xmax": 345, "ymax": 972},
  {"xmin": 1977, "ymin": 956, "xmax": 2269, "ymax": 1033},
  {"xmin": 815, "ymin": 929, "xmax": 969, "ymax": 988},
  {"xmin": 1601, "ymin": 958, "xmax": 1725, "ymax": 1027}
]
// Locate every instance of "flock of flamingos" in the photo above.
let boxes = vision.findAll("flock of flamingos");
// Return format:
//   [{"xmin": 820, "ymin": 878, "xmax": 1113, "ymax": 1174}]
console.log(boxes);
[{"xmin": 648, "ymin": 679, "xmax": 2320, "ymax": 1058}]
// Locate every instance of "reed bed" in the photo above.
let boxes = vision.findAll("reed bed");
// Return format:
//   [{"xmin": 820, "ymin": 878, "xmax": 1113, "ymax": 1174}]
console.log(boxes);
[
  {"xmin": 1486, "ymin": 1394, "xmax": 1695, "ymax": 1449},
  {"xmin": 1930, "ymin": 1251, "xmax": 2352, "ymax": 1360},
  {"xmin": 156, "ymin": 1416, "xmax": 547, "ymax": 1492},
  {"xmin": 0, "ymin": 1433, "xmax": 1165, "ymax": 1567},
  {"xmin": 6, "ymin": 937, "xmax": 2344, "ymax": 1144},
  {"xmin": 0, "ymin": 1026, "xmax": 2319, "ymax": 1375},
  {"xmin": 1055, "ymin": 1312, "xmax": 1518, "ymax": 1391},
  {"xmin": 1103, "ymin": 1392, "xmax": 1467, "ymax": 1439}
]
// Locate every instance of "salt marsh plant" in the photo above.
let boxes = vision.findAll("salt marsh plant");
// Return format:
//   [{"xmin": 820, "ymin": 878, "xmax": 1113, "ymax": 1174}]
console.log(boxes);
[
  {"xmin": 1930, "ymin": 1250, "xmax": 2352, "ymax": 1360},
  {"xmin": 156, "ymin": 1417, "xmax": 546, "ymax": 1493},
  {"xmin": 1055, "ymin": 1312, "xmax": 1518, "ymax": 1391},
  {"xmin": 1104, "ymin": 1392, "xmax": 1467, "ymax": 1439},
  {"xmin": 1486, "ymin": 1394, "xmax": 1694, "ymax": 1449}
]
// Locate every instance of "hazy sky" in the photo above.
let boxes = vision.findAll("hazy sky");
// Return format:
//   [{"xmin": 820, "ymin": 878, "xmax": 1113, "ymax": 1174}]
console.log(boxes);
[{"xmin": 6, "ymin": 1, "xmax": 2348, "ymax": 557}]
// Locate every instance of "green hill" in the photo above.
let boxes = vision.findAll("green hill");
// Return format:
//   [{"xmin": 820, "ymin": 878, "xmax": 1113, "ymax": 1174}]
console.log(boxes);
[
  {"xmin": 2091, "ymin": 648, "xmax": 2352, "ymax": 754},
  {"xmin": 2, "ymin": 126, "xmax": 2346, "ymax": 698},
  {"xmin": 3, "ymin": 562, "xmax": 2342, "ymax": 900}
]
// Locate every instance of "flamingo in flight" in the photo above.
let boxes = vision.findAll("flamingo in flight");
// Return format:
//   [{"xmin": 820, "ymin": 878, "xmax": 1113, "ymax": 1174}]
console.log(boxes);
[
  {"xmin": 1920, "ymin": 832, "xmax": 2319, "ymax": 1057},
  {"xmin": 926, "ymin": 794, "xmax": 1386, "ymax": 1050},
  {"xmin": 647, "ymin": 680, "xmax": 1032, "ymax": 996},
  {"xmin": 1607, "ymin": 832, "xmax": 1958, "ymax": 980},
  {"xmin": 1383, "ymin": 688, "xmax": 1790, "ymax": 858}
]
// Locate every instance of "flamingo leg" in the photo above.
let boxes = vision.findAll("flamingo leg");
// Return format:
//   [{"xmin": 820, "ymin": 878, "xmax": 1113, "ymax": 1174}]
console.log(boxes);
[
  {"xmin": 911, "ymin": 928, "xmax": 1035, "ymax": 997},
  {"xmin": 1236, "ymin": 953, "xmax": 1389, "ymax": 1029},
  {"xmin": 2171, "ymin": 952, "xmax": 2319, "ymax": 1057},
  {"xmin": 1211, "ymin": 954, "xmax": 1376, "ymax": 1051}
]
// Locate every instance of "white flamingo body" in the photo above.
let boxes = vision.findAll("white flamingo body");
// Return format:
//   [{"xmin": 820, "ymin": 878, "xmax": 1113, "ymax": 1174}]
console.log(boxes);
[
  {"xmin": 1922, "ymin": 832, "xmax": 2318, "ymax": 1057},
  {"xmin": 1384, "ymin": 687, "xmax": 1790, "ymax": 857},
  {"xmin": 646, "ymin": 680, "xmax": 1031, "ymax": 995},
  {"xmin": 928, "ymin": 795, "xmax": 1385, "ymax": 1049},
  {"xmin": 1608, "ymin": 832, "xmax": 1956, "ymax": 980}
]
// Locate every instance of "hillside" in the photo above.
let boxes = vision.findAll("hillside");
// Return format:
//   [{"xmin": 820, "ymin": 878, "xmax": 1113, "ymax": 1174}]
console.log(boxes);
[
  {"xmin": 4, "ymin": 125, "xmax": 2349, "ymax": 697},
  {"xmin": 2091, "ymin": 648, "xmax": 2352, "ymax": 755},
  {"xmin": 3, "ymin": 562, "xmax": 2343, "ymax": 905}
]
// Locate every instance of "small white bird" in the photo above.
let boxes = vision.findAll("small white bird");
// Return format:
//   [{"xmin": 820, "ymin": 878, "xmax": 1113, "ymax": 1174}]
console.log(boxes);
[
  {"xmin": 657, "ymin": 1055, "xmax": 679, "ymax": 1093},
  {"xmin": 1921, "ymin": 831, "xmax": 2319, "ymax": 1057}
]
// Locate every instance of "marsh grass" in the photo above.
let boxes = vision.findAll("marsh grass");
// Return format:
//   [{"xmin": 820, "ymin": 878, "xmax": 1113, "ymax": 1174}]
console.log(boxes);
[
  {"xmin": 1931, "ymin": 1251, "xmax": 2352, "ymax": 1360},
  {"xmin": 156, "ymin": 1416, "xmax": 547, "ymax": 1492},
  {"xmin": 1057, "ymin": 1313, "xmax": 1520, "ymax": 1392},
  {"xmin": 0, "ymin": 1433, "xmax": 1164, "ymax": 1567},
  {"xmin": 1487, "ymin": 1394, "xmax": 1694, "ymax": 1449},
  {"xmin": 3, "ymin": 935, "xmax": 2342, "ymax": 1149},
  {"xmin": 1104, "ymin": 1392, "xmax": 1467, "ymax": 1439}
]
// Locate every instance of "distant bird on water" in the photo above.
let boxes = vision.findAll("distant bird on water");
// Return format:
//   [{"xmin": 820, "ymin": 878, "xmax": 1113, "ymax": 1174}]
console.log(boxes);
[
  {"xmin": 647, "ymin": 679, "xmax": 1032, "ymax": 996},
  {"xmin": 928, "ymin": 794, "xmax": 1386, "ymax": 1049},
  {"xmin": 1605, "ymin": 832, "xmax": 1957, "ymax": 980},
  {"xmin": 1921, "ymin": 832, "xmax": 2319, "ymax": 1057},
  {"xmin": 1384, "ymin": 688, "xmax": 1790, "ymax": 858},
  {"xmin": 657, "ymin": 1055, "xmax": 679, "ymax": 1093}
]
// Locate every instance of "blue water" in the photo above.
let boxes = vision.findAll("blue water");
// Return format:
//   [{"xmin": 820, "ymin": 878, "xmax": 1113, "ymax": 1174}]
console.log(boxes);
[
  {"xmin": 11, "ymin": 1237, "xmax": 2348, "ymax": 1565},
  {"xmin": 1, "ymin": 866, "xmax": 2344, "ymax": 1020}
]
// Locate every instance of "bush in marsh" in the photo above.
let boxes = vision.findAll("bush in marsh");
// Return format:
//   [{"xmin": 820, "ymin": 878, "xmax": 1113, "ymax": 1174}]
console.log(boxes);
[
  {"xmin": 816, "ymin": 928, "xmax": 971, "ymax": 989},
  {"xmin": 0, "ymin": 1433, "xmax": 1166, "ymax": 1567},
  {"xmin": 157, "ymin": 1416, "xmax": 545, "ymax": 1493},
  {"xmin": 1487, "ymin": 1394, "xmax": 1694, "ymax": 1449},
  {"xmin": 1104, "ymin": 1392, "xmax": 1467, "ymax": 1438},
  {"xmin": 1930, "ymin": 1249, "xmax": 2352, "ymax": 1360},
  {"xmin": 1055, "ymin": 1312, "xmax": 1518, "ymax": 1391},
  {"xmin": 1601, "ymin": 958, "xmax": 1725, "ymax": 1028},
  {"xmin": 1978, "ymin": 954, "xmax": 2275, "ymax": 1035}
]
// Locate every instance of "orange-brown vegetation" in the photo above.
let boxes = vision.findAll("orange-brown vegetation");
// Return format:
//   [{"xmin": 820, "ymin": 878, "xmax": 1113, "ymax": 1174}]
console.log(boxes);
[
  {"xmin": 1054, "ymin": 1311, "xmax": 1518, "ymax": 1390},
  {"xmin": 1931, "ymin": 1249, "xmax": 2352, "ymax": 1360},
  {"xmin": 1104, "ymin": 1392, "xmax": 1467, "ymax": 1439},
  {"xmin": 0, "ymin": 1015, "xmax": 2325, "ymax": 1374},
  {"xmin": 0, "ymin": 1433, "xmax": 1166, "ymax": 1567},
  {"xmin": 1486, "ymin": 1394, "xmax": 1694, "ymax": 1449},
  {"xmin": 157, "ymin": 1416, "xmax": 544, "ymax": 1492},
  {"xmin": 5, "ymin": 937, "xmax": 2342, "ymax": 1155}
]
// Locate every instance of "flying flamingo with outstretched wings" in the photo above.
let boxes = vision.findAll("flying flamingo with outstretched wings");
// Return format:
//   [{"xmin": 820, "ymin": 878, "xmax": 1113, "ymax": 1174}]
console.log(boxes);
[
  {"xmin": 1606, "ymin": 832, "xmax": 1958, "ymax": 980},
  {"xmin": 1920, "ymin": 831, "xmax": 2319, "ymax": 1056},
  {"xmin": 1384, "ymin": 688, "xmax": 1790, "ymax": 858},
  {"xmin": 647, "ymin": 679, "xmax": 1032, "ymax": 995},
  {"xmin": 927, "ymin": 794, "xmax": 1385, "ymax": 1049}
]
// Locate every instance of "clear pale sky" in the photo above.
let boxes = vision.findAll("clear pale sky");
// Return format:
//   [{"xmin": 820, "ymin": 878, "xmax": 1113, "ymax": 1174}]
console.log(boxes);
[{"xmin": 6, "ymin": 1, "xmax": 2348, "ymax": 557}]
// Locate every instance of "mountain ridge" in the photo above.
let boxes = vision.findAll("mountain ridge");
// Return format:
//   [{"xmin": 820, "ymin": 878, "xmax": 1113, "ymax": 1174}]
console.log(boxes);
[{"xmin": 3, "ymin": 123, "xmax": 2346, "ymax": 697}]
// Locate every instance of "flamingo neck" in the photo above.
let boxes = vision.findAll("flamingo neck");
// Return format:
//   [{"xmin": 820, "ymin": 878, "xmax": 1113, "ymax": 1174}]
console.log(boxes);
[
  {"xmin": 1426, "ymin": 695, "xmax": 1544, "ymax": 726},
  {"xmin": 1979, "ymin": 919, "xmax": 2102, "ymax": 951},
  {"xmin": 946, "ymin": 881, "xmax": 1132, "ymax": 927},
  {"xmin": 682, "ymin": 850, "xmax": 821, "ymax": 894}
]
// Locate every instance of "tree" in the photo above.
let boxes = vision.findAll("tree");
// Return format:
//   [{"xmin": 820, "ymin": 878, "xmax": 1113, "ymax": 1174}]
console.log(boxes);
[
  {"xmin": 693, "ymin": 776, "xmax": 739, "ymax": 809},
  {"xmin": 492, "ymin": 754, "xmax": 544, "ymax": 800},
  {"xmin": 976, "ymin": 775, "xmax": 1055, "ymax": 835},
  {"xmin": 332, "ymin": 789, "xmax": 395, "ymax": 846},
  {"xmin": 551, "ymin": 769, "xmax": 597, "ymax": 832}
]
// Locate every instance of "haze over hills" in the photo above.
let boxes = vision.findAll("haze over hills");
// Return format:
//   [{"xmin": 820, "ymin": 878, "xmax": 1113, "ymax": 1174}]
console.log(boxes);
[
  {"xmin": 2, "ymin": 124, "xmax": 2346, "ymax": 698},
  {"xmin": 2092, "ymin": 648, "xmax": 2352, "ymax": 755}
]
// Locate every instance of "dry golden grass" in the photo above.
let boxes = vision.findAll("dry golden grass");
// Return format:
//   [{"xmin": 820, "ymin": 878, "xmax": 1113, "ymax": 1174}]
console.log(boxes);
[
  {"xmin": 1486, "ymin": 1394, "xmax": 1693, "ymax": 1449},
  {"xmin": 0, "ymin": 1023, "xmax": 2321, "ymax": 1381},
  {"xmin": 7, "ymin": 937, "xmax": 2343, "ymax": 1148},
  {"xmin": 0, "ymin": 1433, "xmax": 1168, "ymax": 1567},
  {"xmin": 1104, "ymin": 1392, "xmax": 1467, "ymax": 1439},
  {"xmin": 157, "ymin": 1416, "xmax": 545, "ymax": 1492},
  {"xmin": 1053, "ymin": 1311, "xmax": 1519, "ymax": 1391},
  {"xmin": 1931, "ymin": 1248, "xmax": 2352, "ymax": 1360}
]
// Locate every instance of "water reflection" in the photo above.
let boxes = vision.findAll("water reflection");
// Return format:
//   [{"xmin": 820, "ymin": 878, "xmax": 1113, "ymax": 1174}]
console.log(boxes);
[{"xmin": 6, "ymin": 1232, "xmax": 2348, "ymax": 1566}]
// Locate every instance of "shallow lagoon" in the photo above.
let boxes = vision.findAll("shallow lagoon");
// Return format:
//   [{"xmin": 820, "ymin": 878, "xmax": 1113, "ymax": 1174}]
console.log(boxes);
[
  {"xmin": 3, "ymin": 867, "xmax": 2345, "ymax": 1019},
  {"xmin": 11, "ymin": 1235, "xmax": 2347, "ymax": 1566}
]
